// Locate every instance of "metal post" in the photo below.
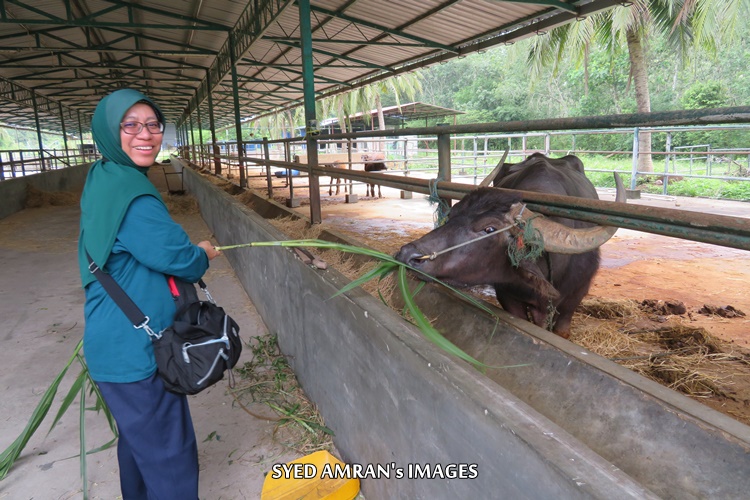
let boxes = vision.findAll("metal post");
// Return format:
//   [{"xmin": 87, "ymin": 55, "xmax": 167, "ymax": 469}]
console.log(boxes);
[
  {"xmin": 630, "ymin": 127, "xmax": 640, "ymax": 190},
  {"xmin": 299, "ymin": 0, "xmax": 321, "ymax": 223},
  {"xmin": 437, "ymin": 124, "xmax": 452, "ymax": 210},
  {"xmin": 285, "ymin": 141, "xmax": 295, "ymax": 199},
  {"xmin": 77, "ymin": 110, "xmax": 85, "ymax": 163},
  {"xmin": 403, "ymin": 138, "xmax": 409, "ymax": 175},
  {"xmin": 544, "ymin": 133, "xmax": 550, "ymax": 155},
  {"xmin": 59, "ymin": 103, "xmax": 69, "ymax": 160},
  {"xmin": 472, "ymin": 136, "xmax": 478, "ymax": 184},
  {"xmin": 9, "ymin": 152, "xmax": 15, "ymax": 177},
  {"xmin": 264, "ymin": 137, "xmax": 273, "ymax": 198},
  {"xmin": 663, "ymin": 132, "xmax": 672, "ymax": 195},
  {"xmin": 206, "ymin": 72, "xmax": 222, "ymax": 175},
  {"xmin": 228, "ymin": 34, "xmax": 246, "ymax": 188},
  {"xmin": 31, "ymin": 93, "xmax": 45, "ymax": 171},
  {"xmin": 347, "ymin": 139, "xmax": 353, "ymax": 195},
  {"xmin": 189, "ymin": 114, "xmax": 196, "ymax": 163},
  {"xmin": 196, "ymin": 105, "xmax": 204, "ymax": 169},
  {"xmin": 707, "ymin": 144, "xmax": 712, "ymax": 176}
]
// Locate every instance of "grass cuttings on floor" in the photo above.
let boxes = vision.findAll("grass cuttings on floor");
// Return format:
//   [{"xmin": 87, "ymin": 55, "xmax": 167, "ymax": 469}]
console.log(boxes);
[
  {"xmin": 231, "ymin": 334, "xmax": 334, "ymax": 455},
  {"xmin": 572, "ymin": 297, "xmax": 744, "ymax": 400}
]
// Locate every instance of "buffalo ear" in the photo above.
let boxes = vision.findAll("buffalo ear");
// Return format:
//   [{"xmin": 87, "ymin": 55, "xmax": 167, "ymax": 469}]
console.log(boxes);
[{"xmin": 516, "ymin": 260, "xmax": 560, "ymax": 304}]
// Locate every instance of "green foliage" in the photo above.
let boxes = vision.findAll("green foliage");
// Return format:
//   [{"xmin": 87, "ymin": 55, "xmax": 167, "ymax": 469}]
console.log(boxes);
[
  {"xmin": 681, "ymin": 81, "xmax": 728, "ymax": 110},
  {"xmin": 0, "ymin": 340, "xmax": 117, "ymax": 499}
]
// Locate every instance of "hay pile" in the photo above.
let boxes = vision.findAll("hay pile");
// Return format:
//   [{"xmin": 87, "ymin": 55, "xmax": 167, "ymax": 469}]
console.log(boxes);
[
  {"xmin": 163, "ymin": 193, "xmax": 200, "ymax": 215},
  {"xmin": 24, "ymin": 185, "xmax": 80, "ymax": 208},
  {"xmin": 572, "ymin": 297, "xmax": 748, "ymax": 402}
]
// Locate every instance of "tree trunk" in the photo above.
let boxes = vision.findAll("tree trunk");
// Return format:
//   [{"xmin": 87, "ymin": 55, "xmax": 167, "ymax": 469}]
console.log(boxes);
[
  {"xmin": 284, "ymin": 110, "xmax": 294, "ymax": 139},
  {"xmin": 626, "ymin": 28, "xmax": 653, "ymax": 173},
  {"xmin": 375, "ymin": 93, "xmax": 386, "ymax": 152}
]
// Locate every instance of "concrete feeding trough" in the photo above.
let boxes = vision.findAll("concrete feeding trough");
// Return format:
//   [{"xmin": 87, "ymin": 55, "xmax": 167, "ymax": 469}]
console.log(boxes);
[{"xmin": 180, "ymin": 161, "xmax": 750, "ymax": 499}]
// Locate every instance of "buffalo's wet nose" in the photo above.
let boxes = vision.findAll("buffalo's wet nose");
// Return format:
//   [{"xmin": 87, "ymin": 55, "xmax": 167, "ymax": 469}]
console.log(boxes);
[{"xmin": 395, "ymin": 244, "xmax": 424, "ymax": 267}]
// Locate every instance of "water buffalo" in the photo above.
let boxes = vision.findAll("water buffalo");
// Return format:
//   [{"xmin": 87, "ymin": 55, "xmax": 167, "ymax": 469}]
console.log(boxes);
[
  {"xmin": 395, "ymin": 153, "xmax": 625, "ymax": 338},
  {"xmin": 361, "ymin": 153, "xmax": 388, "ymax": 198}
]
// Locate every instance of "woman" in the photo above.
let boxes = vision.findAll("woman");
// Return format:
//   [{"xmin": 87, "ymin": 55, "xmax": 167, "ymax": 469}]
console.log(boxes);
[{"xmin": 77, "ymin": 88, "xmax": 219, "ymax": 499}]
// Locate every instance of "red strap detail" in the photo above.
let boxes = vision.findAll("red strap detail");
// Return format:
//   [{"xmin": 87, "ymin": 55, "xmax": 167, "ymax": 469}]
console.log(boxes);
[{"xmin": 167, "ymin": 276, "xmax": 180, "ymax": 297}]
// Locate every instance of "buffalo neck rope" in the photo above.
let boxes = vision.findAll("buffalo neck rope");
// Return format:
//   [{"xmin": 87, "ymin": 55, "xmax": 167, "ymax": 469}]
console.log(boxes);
[
  {"xmin": 415, "ymin": 204, "xmax": 559, "ymax": 331},
  {"xmin": 417, "ymin": 204, "xmax": 528, "ymax": 261}
]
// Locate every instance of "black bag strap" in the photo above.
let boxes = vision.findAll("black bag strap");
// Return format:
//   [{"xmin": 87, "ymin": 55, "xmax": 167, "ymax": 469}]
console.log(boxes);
[{"xmin": 85, "ymin": 251, "xmax": 160, "ymax": 339}]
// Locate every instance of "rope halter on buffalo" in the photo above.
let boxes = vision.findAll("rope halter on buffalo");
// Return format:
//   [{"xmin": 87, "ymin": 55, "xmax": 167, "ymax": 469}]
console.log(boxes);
[
  {"xmin": 415, "ymin": 204, "xmax": 557, "ymax": 329},
  {"xmin": 417, "ymin": 204, "xmax": 537, "ymax": 262}
]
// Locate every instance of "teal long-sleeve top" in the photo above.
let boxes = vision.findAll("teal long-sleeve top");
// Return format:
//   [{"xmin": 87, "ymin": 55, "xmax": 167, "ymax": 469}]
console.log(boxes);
[{"xmin": 83, "ymin": 195, "xmax": 209, "ymax": 383}]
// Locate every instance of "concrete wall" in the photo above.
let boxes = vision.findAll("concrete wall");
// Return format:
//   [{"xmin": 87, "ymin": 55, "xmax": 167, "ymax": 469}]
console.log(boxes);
[
  {"xmin": 0, "ymin": 164, "xmax": 89, "ymax": 220},
  {"xmin": 183, "ymin": 165, "xmax": 659, "ymax": 499}
]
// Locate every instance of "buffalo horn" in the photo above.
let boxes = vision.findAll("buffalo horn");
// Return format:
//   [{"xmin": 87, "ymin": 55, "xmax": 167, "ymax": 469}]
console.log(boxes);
[
  {"xmin": 479, "ymin": 147, "xmax": 510, "ymax": 187},
  {"xmin": 512, "ymin": 172, "xmax": 626, "ymax": 255}
]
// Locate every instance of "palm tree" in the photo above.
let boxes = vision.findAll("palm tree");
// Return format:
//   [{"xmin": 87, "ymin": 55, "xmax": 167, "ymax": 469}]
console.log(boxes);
[
  {"xmin": 525, "ymin": 0, "xmax": 749, "ymax": 172},
  {"xmin": 367, "ymin": 73, "xmax": 424, "ymax": 136},
  {"xmin": 321, "ymin": 73, "xmax": 423, "ymax": 148}
]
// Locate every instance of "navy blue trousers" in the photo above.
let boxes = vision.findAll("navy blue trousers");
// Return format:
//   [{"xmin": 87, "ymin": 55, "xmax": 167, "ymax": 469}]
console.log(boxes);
[{"xmin": 97, "ymin": 372, "xmax": 199, "ymax": 500}]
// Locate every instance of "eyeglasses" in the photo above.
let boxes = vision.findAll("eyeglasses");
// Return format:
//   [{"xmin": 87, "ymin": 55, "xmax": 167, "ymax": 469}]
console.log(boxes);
[{"xmin": 120, "ymin": 121, "xmax": 165, "ymax": 135}]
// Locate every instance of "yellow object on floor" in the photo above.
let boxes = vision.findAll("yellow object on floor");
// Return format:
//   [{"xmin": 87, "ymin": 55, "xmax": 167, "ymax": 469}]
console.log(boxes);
[{"xmin": 261, "ymin": 450, "xmax": 361, "ymax": 500}]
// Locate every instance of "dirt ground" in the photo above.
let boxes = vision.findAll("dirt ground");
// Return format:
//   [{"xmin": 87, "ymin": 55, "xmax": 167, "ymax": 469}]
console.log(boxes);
[{"xmin": 247, "ymin": 171, "xmax": 750, "ymax": 426}]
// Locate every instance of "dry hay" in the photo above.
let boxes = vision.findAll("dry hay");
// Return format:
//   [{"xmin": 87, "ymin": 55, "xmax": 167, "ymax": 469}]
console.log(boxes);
[
  {"xmin": 163, "ymin": 192, "xmax": 200, "ymax": 215},
  {"xmin": 234, "ymin": 189, "xmax": 257, "ymax": 207},
  {"xmin": 572, "ymin": 298, "xmax": 749, "ymax": 409},
  {"xmin": 267, "ymin": 215, "xmax": 323, "ymax": 240},
  {"xmin": 24, "ymin": 185, "xmax": 80, "ymax": 208},
  {"xmin": 576, "ymin": 297, "xmax": 641, "ymax": 319},
  {"xmin": 265, "ymin": 216, "xmax": 400, "ymax": 308},
  {"xmin": 199, "ymin": 171, "xmax": 245, "ymax": 195}
]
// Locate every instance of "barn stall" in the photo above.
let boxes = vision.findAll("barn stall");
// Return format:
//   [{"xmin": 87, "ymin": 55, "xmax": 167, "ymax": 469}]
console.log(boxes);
[{"xmin": 179, "ymin": 158, "xmax": 750, "ymax": 499}]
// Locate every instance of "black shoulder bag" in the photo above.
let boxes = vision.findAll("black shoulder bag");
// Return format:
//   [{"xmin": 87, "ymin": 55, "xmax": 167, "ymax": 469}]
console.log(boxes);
[{"xmin": 86, "ymin": 252, "xmax": 242, "ymax": 395}]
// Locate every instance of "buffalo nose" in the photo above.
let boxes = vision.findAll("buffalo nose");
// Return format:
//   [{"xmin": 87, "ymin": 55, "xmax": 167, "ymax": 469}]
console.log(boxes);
[{"xmin": 395, "ymin": 244, "xmax": 424, "ymax": 267}]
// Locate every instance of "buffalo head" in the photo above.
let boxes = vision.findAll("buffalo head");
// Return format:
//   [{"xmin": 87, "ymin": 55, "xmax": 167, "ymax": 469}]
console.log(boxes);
[{"xmin": 395, "ymin": 160, "xmax": 624, "ymax": 338}]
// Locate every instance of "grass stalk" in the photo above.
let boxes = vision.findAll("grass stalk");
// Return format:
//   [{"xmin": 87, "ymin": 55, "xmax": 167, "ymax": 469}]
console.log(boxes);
[
  {"xmin": 217, "ymin": 238, "xmax": 525, "ymax": 369},
  {"xmin": 0, "ymin": 339, "xmax": 117, "ymax": 492}
]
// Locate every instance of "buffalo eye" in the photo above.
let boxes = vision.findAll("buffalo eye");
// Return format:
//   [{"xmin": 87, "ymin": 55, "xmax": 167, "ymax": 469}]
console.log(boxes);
[{"xmin": 484, "ymin": 226, "xmax": 496, "ymax": 234}]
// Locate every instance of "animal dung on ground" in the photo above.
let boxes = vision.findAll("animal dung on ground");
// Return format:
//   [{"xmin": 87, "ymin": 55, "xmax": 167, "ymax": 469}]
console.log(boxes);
[
  {"xmin": 640, "ymin": 299, "xmax": 687, "ymax": 316},
  {"xmin": 698, "ymin": 304, "xmax": 746, "ymax": 318}
]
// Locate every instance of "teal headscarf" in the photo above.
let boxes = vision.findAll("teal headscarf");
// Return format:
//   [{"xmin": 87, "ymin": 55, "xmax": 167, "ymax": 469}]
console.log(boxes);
[{"xmin": 78, "ymin": 89, "xmax": 165, "ymax": 287}]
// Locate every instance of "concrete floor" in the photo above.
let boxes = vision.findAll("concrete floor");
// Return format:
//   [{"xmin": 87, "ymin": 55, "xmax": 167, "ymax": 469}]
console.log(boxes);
[{"xmin": 0, "ymin": 168, "xmax": 301, "ymax": 499}]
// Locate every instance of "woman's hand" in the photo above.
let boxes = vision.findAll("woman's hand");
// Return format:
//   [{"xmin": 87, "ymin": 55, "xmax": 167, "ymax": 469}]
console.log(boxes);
[{"xmin": 197, "ymin": 240, "xmax": 221, "ymax": 261}]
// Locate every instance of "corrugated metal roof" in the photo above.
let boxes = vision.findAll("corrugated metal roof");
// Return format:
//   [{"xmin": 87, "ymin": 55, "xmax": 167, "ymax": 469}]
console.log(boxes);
[{"xmin": 0, "ymin": 0, "xmax": 620, "ymax": 135}]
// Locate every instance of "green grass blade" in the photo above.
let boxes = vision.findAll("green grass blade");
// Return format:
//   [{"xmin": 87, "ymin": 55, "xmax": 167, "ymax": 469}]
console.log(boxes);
[
  {"xmin": 224, "ymin": 239, "xmax": 528, "ymax": 370},
  {"xmin": 0, "ymin": 340, "xmax": 82, "ymax": 480},
  {"xmin": 330, "ymin": 261, "xmax": 397, "ymax": 298},
  {"xmin": 398, "ymin": 266, "xmax": 486, "ymax": 368},
  {"xmin": 48, "ymin": 368, "xmax": 87, "ymax": 436},
  {"xmin": 80, "ymin": 356, "xmax": 118, "ymax": 440},
  {"xmin": 79, "ymin": 383, "xmax": 88, "ymax": 500}
]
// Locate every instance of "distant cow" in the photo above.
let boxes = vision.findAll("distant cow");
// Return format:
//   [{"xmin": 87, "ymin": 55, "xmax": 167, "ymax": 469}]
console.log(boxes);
[
  {"xmin": 361, "ymin": 153, "xmax": 388, "ymax": 198},
  {"xmin": 293, "ymin": 154, "xmax": 349, "ymax": 196},
  {"xmin": 323, "ymin": 160, "xmax": 348, "ymax": 196},
  {"xmin": 395, "ymin": 153, "xmax": 625, "ymax": 338}
]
